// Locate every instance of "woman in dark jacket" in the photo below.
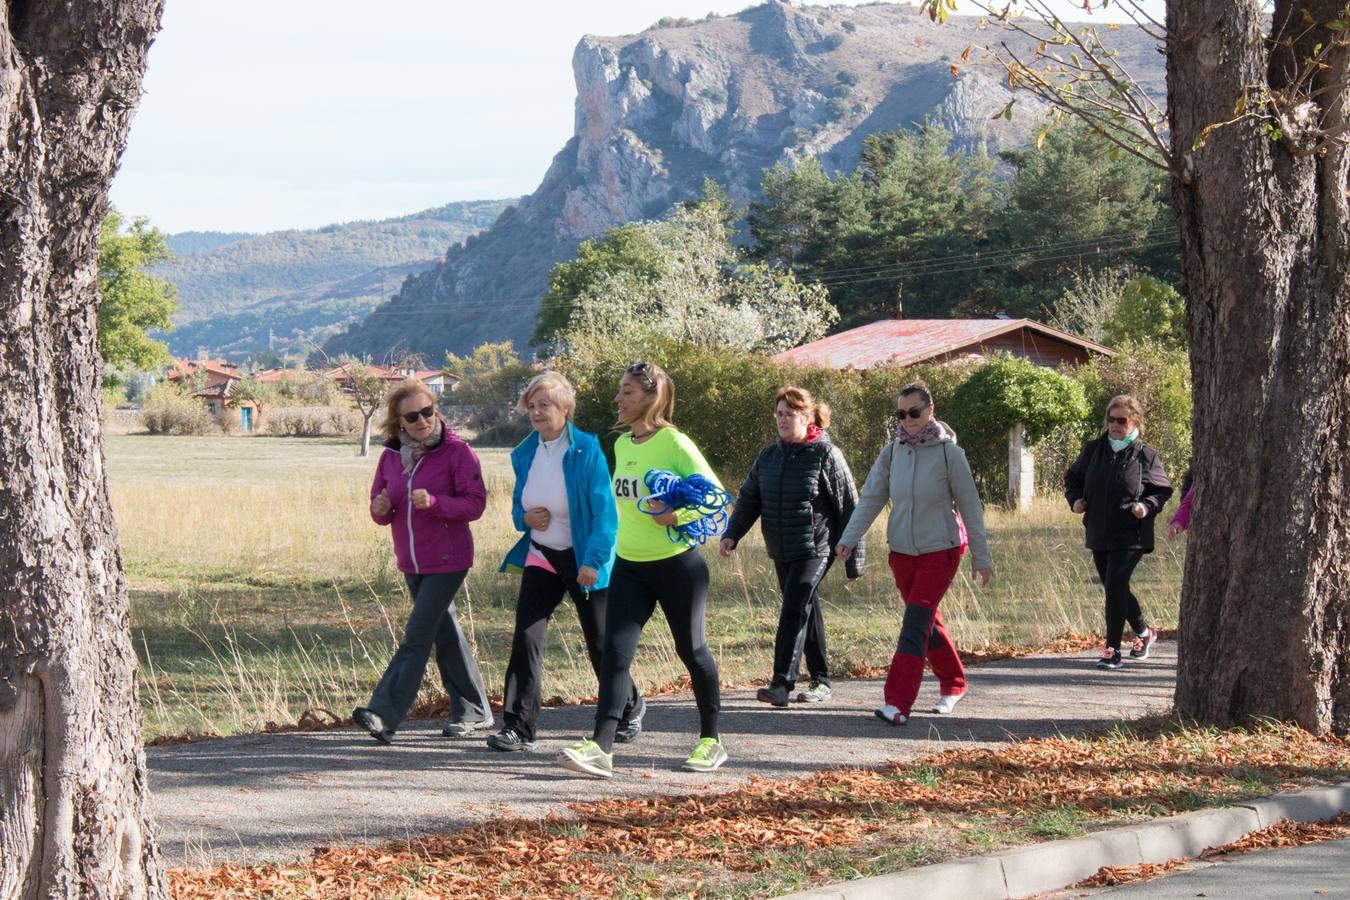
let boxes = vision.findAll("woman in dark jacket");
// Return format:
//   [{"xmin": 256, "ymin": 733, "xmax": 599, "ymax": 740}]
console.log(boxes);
[
  {"xmin": 720, "ymin": 386, "xmax": 862, "ymax": 706},
  {"xmin": 1065, "ymin": 394, "xmax": 1173, "ymax": 670}
]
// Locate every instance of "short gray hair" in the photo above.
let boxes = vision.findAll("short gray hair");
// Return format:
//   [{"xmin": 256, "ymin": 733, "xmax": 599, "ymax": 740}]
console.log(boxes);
[{"xmin": 518, "ymin": 370, "xmax": 576, "ymax": 418}]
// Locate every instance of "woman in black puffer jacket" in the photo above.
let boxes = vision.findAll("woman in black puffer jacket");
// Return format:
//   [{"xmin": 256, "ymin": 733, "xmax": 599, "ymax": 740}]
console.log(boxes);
[
  {"xmin": 720, "ymin": 386, "xmax": 863, "ymax": 706},
  {"xmin": 1065, "ymin": 394, "xmax": 1173, "ymax": 671}
]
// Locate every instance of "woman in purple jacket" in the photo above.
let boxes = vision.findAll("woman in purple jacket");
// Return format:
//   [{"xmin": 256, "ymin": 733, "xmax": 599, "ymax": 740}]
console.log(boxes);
[{"xmin": 352, "ymin": 379, "xmax": 493, "ymax": 744}]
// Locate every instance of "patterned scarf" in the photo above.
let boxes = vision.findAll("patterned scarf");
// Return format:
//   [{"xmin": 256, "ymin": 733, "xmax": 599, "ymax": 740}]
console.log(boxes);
[
  {"xmin": 896, "ymin": 419, "xmax": 943, "ymax": 446},
  {"xmin": 400, "ymin": 421, "xmax": 444, "ymax": 474}
]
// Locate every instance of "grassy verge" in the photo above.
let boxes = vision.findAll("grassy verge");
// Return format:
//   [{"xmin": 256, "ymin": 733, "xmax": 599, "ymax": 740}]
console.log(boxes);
[
  {"xmin": 109, "ymin": 434, "xmax": 1186, "ymax": 740},
  {"xmin": 165, "ymin": 721, "xmax": 1350, "ymax": 898}
]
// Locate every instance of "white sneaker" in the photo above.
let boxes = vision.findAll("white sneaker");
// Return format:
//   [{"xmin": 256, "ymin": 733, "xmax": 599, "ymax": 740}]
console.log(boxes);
[
  {"xmin": 874, "ymin": 704, "xmax": 907, "ymax": 726},
  {"xmin": 931, "ymin": 693, "xmax": 964, "ymax": 715}
]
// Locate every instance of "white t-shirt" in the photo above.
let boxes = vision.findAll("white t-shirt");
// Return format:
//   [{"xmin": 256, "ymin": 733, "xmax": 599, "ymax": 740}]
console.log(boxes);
[{"xmin": 520, "ymin": 432, "xmax": 572, "ymax": 551}]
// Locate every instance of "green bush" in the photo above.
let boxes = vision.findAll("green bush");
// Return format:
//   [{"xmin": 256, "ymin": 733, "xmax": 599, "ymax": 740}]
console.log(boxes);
[
  {"xmin": 142, "ymin": 382, "xmax": 217, "ymax": 436},
  {"xmin": 556, "ymin": 340, "xmax": 1191, "ymax": 506},
  {"xmin": 945, "ymin": 355, "xmax": 1090, "ymax": 499},
  {"xmin": 1068, "ymin": 340, "xmax": 1192, "ymax": 480},
  {"xmin": 264, "ymin": 406, "xmax": 361, "ymax": 437}
]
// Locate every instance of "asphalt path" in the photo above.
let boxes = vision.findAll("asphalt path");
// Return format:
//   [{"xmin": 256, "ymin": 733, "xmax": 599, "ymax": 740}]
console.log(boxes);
[
  {"xmin": 147, "ymin": 643, "xmax": 1177, "ymax": 867},
  {"xmin": 1081, "ymin": 837, "xmax": 1350, "ymax": 898}
]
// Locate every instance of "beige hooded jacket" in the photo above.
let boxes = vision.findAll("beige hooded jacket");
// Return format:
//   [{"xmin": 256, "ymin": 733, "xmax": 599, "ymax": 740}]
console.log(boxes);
[{"xmin": 837, "ymin": 420, "xmax": 992, "ymax": 572}]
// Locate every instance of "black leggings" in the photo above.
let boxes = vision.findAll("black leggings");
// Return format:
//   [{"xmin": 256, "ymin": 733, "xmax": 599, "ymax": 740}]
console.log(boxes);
[
  {"xmin": 1093, "ymin": 549, "xmax": 1148, "ymax": 651},
  {"xmin": 770, "ymin": 557, "xmax": 831, "ymax": 688},
  {"xmin": 592, "ymin": 549, "xmax": 719, "ymax": 751},
  {"xmin": 500, "ymin": 543, "xmax": 639, "ymax": 742}
]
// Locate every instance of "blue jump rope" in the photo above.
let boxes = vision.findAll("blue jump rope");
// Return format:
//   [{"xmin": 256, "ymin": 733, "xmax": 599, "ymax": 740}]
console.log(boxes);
[{"xmin": 636, "ymin": 470, "xmax": 733, "ymax": 544}]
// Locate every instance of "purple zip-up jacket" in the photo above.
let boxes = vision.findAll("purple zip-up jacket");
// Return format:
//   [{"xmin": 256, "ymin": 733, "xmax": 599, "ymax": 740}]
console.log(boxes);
[{"xmin": 369, "ymin": 429, "xmax": 487, "ymax": 574}]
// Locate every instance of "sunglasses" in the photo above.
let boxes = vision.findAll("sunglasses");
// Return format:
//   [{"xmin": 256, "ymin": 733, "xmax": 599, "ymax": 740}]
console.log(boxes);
[
  {"xmin": 625, "ymin": 362, "xmax": 656, "ymax": 390},
  {"xmin": 1106, "ymin": 416, "xmax": 1130, "ymax": 426},
  {"xmin": 893, "ymin": 405, "xmax": 929, "ymax": 421},
  {"xmin": 401, "ymin": 405, "xmax": 435, "ymax": 425}
]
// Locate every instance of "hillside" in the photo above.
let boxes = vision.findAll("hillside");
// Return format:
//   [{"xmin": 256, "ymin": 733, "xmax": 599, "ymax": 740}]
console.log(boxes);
[
  {"xmin": 322, "ymin": 1, "xmax": 1164, "ymax": 359},
  {"xmin": 155, "ymin": 199, "xmax": 514, "ymax": 357}
]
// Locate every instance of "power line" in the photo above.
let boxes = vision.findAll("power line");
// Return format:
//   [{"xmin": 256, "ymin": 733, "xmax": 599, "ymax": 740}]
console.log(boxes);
[{"xmin": 331, "ymin": 227, "xmax": 1178, "ymax": 319}]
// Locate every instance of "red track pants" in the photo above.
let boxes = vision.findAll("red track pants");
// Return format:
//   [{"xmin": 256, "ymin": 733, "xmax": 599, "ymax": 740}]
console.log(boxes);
[{"xmin": 884, "ymin": 547, "xmax": 966, "ymax": 716}]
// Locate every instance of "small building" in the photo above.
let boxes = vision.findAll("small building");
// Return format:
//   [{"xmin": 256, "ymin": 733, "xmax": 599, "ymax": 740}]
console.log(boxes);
[
  {"xmin": 166, "ymin": 358, "xmax": 258, "ymax": 432},
  {"xmin": 773, "ymin": 318, "xmax": 1114, "ymax": 370}
]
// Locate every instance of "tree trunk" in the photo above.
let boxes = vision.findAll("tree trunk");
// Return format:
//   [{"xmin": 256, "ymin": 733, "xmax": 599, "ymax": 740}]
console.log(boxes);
[
  {"xmin": 1, "ymin": 2, "xmax": 167, "ymax": 896},
  {"xmin": 360, "ymin": 413, "xmax": 374, "ymax": 456},
  {"xmin": 1168, "ymin": 1, "xmax": 1350, "ymax": 733}
]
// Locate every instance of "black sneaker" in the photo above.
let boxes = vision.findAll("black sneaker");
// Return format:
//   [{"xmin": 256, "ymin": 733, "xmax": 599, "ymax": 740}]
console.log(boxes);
[
  {"xmin": 486, "ymin": 727, "xmax": 539, "ymax": 752},
  {"xmin": 756, "ymin": 684, "xmax": 790, "ymax": 707},
  {"xmin": 1096, "ymin": 648, "xmax": 1124, "ymax": 670},
  {"xmin": 352, "ymin": 707, "xmax": 392, "ymax": 744},
  {"xmin": 615, "ymin": 696, "xmax": 647, "ymax": 744}
]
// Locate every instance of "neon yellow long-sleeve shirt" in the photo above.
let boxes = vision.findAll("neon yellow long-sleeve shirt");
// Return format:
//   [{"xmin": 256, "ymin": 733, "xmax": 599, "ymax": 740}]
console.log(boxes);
[{"xmin": 612, "ymin": 427, "xmax": 723, "ymax": 561}]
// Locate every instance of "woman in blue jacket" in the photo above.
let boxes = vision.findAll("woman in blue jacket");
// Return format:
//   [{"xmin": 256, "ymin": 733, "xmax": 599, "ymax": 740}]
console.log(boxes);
[{"xmin": 490, "ymin": 371, "xmax": 644, "ymax": 751}]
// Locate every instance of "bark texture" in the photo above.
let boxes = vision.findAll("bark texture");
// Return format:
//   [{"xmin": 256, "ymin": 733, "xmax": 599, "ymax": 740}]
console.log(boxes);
[
  {"xmin": 1169, "ymin": 1, "xmax": 1350, "ymax": 733},
  {"xmin": 0, "ymin": 2, "xmax": 167, "ymax": 897}
]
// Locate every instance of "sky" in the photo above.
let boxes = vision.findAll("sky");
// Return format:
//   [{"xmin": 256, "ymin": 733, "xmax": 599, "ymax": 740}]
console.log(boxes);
[{"xmin": 110, "ymin": 1, "xmax": 1163, "ymax": 235}]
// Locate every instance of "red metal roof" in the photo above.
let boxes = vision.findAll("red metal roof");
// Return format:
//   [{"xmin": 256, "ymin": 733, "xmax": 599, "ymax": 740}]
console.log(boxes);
[{"xmin": 773, "ymin": 319, "xmax": 1114, "ymax": 369}]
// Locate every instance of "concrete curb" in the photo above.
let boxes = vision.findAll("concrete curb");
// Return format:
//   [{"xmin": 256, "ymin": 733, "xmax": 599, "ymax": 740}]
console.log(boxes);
[{"xmin": 776, "ymin": 781, "xmax": 1350, "ymax": 900}]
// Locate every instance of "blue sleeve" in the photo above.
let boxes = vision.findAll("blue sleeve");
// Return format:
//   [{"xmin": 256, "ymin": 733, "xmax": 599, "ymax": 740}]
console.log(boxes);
[
  {"xmin": 510, "ymin": 447, "xmax": 528, "ymax": 533},
  {"xmin": 580, "ymin": 439, "xmax": 618, "ymax": 571}
]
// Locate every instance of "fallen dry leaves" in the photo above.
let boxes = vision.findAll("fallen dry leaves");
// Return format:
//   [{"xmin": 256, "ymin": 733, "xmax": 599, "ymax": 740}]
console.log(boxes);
[{"xmin": 169, "ymin": 721, "xmax": 1350, "ymax": 899}]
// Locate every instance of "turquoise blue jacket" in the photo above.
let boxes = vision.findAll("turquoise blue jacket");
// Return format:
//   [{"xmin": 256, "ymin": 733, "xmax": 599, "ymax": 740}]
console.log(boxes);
[{"xmin": 498, "ymin": 421, "xmax": 618, "ymax": 588}]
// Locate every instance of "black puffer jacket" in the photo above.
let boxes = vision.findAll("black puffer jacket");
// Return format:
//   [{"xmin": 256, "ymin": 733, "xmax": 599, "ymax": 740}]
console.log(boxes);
[
  {"xmin": 724, "ymin": 437, "xmax": 864, "ymax": 574},
  {"xmin": 1064, "ymin": 435, "xmax": 1173, "ymax": 552}
]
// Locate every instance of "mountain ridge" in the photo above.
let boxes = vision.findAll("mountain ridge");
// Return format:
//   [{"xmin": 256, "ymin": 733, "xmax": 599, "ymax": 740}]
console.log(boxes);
[{"xmin": 322, "ymin": 1, "xmax": 1163, "ymax": 359}]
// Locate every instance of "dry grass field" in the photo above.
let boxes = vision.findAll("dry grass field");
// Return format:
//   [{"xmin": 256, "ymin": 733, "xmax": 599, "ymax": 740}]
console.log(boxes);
[{"xmin": 106, "ymin": 434, "xmax": 1185, "ymax": 740}]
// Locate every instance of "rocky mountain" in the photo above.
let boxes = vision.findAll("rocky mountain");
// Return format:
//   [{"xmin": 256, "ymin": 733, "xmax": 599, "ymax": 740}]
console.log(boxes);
[
  {"xmin": 323, "ymin": 1, "xmax": 1164, "ymax": 360},
  {"xmin": 155, "ymin": 199, "xmax": 513, "ymax": 358}
]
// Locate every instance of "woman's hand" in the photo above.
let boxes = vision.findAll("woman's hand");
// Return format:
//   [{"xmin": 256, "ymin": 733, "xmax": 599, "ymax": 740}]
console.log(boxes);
[
  {"xmin": 411, "ymin": 489, "xmax": 434, "ymax": 510},
  {"xmin": 577, "ymin": 565, "xmax": 599, "ymax": 588},
  {"xmin": 370, "ymin": 488, "xmax": 392, "ymax": 517},
  {"xmin": 1072, "ymin": 499, "xmax": 1087, "ymax": 514},
  {"xmin": 645, "ymin": 499, "xmax": 678, "ymax": 527},
  {"xmin": 718, "ymin": 538, "xmax": 736, "ymax": 557},
  {"xmin": 1167, "ymin": 521, "xmax": 1186, "ymax": 541},
  {"xmin": 973, "ymin": 566, "xmax": 994, "ymax": 587},
  {"xmin": 835, "ymin": 544, "xmax": 853, "ymax": 562},
  {"xmin": 523, "ymin": 507, "xmax": 551, "ymax": 530},
  {"xmin": 1130, "ymin": 502, "xmax": 1147, "ymax": 519}
]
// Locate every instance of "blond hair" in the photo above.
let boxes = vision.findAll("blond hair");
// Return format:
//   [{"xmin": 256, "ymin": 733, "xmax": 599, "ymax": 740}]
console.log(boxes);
[
  {"xmin": 775, "ymin": 385, "xmax": 831, "ymax": 428},
  {"xmin": 617, "ymin": 361, "xmax": 674, "ymax": 434},
  {"xmin": 1105, "ymin": 394, "xmax": 1145, "ymax": 434},
  {"xmin": 379, "ymin": 379, "xmax": 439, "ymax": 443},
  {"xmin": 517, "ymin": 370, "xmax": 576, "ymax": 418}
]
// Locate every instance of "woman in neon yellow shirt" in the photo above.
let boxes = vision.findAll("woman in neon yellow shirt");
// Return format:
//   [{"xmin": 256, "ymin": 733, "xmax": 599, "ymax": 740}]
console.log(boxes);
[{"xmin": 558, "ymin": 362, "xmax": 728, "ymax": 778}]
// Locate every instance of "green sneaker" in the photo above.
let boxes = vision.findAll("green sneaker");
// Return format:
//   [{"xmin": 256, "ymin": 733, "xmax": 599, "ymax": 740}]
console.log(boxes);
[
  {"xmin": 682, "ymin": 737, "xmax": 728, "ymax": 773},
  {"xmin": 558, "ymin": 739, "xmax": 614, "ymax": 779}
]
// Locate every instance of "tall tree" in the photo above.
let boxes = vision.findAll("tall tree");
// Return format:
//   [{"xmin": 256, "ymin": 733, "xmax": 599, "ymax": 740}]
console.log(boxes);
[
  {"xmin": 926, "ymin": 0, "xmax": 1350, "ymax": 733},
  {"xmin": 97, "ymin": 209, "xmax": 178, "ymax": 371},
  {"xmin": 1167, "ymin": 1, "xmax": 1349, "ymax": 733},
  {"xmin": 1, "ymin": 1, "xmax": 168, "ymax": 896}
]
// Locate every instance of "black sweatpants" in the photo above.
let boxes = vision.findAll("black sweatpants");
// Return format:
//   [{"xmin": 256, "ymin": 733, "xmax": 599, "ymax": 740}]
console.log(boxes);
[
  {"xmin": 770, "ymin": 556, "xmax": 832, "ymax": 689},
  {"xmin": 593, "ymin": 549, "xmax": 719, "ymax": 751},
  {"xmin": 500, "ymin": 543, "xmax": 639, "ymax": 742},
  {"xmin": 1092, "ymin": 548, "xmax": 1148, "ymax": 651}
]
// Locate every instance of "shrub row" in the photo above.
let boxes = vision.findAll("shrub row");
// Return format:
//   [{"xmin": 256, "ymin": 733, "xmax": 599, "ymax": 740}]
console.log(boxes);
[{"xmin": 558, "ymin": 338, "xmax": 1192, "ymax": 505}]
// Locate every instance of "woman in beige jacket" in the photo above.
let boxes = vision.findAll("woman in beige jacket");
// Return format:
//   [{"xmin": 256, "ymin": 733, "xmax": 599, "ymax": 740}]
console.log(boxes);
[{"xmin": 837, "ymin": 383, "xmax": 994, "ymax": 726}]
